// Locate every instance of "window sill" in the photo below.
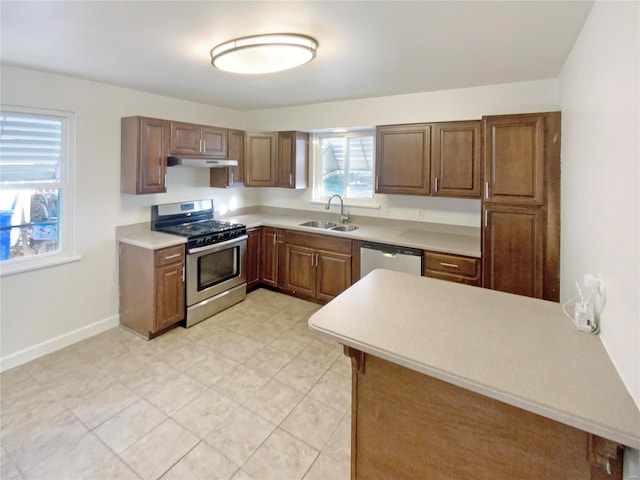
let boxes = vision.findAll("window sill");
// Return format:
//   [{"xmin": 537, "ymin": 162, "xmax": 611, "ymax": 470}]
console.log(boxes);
[
  {"xmin": 308, "ymin": 200, "xmax": 381, "ymax": 210},
  {"xmin": 0, "ymin": 254, "xmax": 82, "ymax": 277}
]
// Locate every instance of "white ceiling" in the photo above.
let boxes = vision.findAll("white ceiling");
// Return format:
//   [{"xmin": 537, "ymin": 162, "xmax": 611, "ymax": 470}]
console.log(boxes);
[{"xmin": 0, "ymin": 1, "xmax": 593, "ymax": 111}]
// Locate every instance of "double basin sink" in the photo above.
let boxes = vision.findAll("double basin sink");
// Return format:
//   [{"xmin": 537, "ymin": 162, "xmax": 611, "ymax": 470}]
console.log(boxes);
[{"xmin": 299, "ymin": 220, "xmax": 358, "ymax": 232}]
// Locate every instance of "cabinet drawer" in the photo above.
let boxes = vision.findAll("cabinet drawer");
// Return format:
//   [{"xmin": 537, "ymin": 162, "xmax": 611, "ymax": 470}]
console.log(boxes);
[
  {"xmin": 423, "ymin": 251, "xmax": 479, "ymax": 278},
  {"xmin": 155, "ymin": 245, "xmax": 185, "ymax": 266},
  {"xmin": 285, "ymin": 230, "xmax": 352, "ymax": 255}
]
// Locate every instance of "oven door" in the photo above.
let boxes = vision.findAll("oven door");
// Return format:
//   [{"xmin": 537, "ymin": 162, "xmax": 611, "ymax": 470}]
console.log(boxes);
[{"xmin": 186, "ymin": 235, "xmax": 247, "ymax": 307}]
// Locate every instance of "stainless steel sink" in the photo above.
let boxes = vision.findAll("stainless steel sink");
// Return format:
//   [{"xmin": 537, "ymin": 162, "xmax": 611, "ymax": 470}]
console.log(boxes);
[
  {"xmin": 329, "ymin": 225, "xmax": 358, "ymax": 232},
  {"xmin": 299, "ymin": 220, "xmax": 338, "ymax": 229}
]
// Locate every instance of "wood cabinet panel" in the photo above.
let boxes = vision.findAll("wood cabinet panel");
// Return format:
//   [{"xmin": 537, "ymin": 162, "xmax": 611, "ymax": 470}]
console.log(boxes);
[
  {"xmin": 201, "ymin": 126, "xmax": 227, "ymax": 157},
  {"xmin": 483, "ymin": 205, "xmax": 544, "ymax": 298},
  {"xmin": 348, "ymin": 349, "xmax": 619, "ymax": 480},
  {"xmin": 284, "ymin": 244, "xmax": 316, "ymax": 297},
  {"xmin": 484, "ymin": 114, "xmax": 545, "ymax": 205},
  {"xmin": 375, "ymin": 124, "xmax": 431, "ymax": 195},
  {"xmin": 121, "ymin": 116, "xmax": 168, "ymax": 195},
  {"xmin": 210, "ymin": 128, "xmax": 245, "ymax": 188},
  {"xmin": 245, "ymin": 228, "xmax": 261, "ymax": 290},
  {"xmin": 316, "ymin": 251, "xmax": 352, "ymax": 302},
  {"xmin": 276, "ymin": 131, "xmax": 309, "ymax": 188},
  {"xmin": 155, "ymin": 262, "xmax": 185, "ymax": 329},
  {"xmin": 170, "ymin": 121, "xmax": 228, "ymax": 158},
  {"xmin": 431, "ymin": 121, "xmax": 481, "ymax": 198},
  {"xmin": 260, "ymin": 227, "xmax": 280, "ymax": 287},
  {"xmin": 246, "ymin": 132, "xmax": 277, "ymax": 186}
]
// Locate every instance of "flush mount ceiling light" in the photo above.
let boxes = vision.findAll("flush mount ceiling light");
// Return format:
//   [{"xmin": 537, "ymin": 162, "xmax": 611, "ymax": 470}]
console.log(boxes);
[{"xmin": 210, "ymin": 33, "xmax": 318, "ymax": 74}]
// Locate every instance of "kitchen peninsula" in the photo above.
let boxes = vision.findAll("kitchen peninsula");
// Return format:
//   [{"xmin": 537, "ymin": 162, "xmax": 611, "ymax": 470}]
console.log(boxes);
[{"xmin": 309, "ymin": 269, "xmax": 640, "ymax": 479}]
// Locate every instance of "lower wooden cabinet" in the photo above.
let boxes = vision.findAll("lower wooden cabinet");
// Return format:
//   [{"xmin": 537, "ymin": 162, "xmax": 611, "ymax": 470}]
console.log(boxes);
[
  {"xmin": 282, "ymin": 231, "xmax": 355, "ymax": 303},
  {"xmin": 260, "ymin": 227, "xmax": 281, "ymax": 287},
  {"xmin": 245, "ymin": 228, "xmax": 261, "ymax": 290},
  {"xmin": 423, "ymin": 250, "xmax": 481, "ymax": 286},
  {"xmin": 119, "ymin": 243, "xmax": 185, "ymax": 339}
]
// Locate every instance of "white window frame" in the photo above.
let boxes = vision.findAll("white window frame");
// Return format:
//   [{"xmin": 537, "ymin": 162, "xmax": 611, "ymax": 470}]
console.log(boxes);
[
  {"xmin": 0, "ymin": 105, "xmax": 79, "ymax": 276},
  {"xmin": 311, "ymin": 129, "xmax": 377, "ymax": 208}
]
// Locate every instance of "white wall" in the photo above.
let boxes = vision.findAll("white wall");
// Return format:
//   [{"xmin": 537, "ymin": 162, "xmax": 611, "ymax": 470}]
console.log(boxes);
[
  {"xmin": 247, "ymin": 79, "xmax": 561, "ymax": 228},
  {"xmin": 0, "ymin": 66, "xmax": 259, "ymax": 367},
  {"xmin": 559, "ymin": 1, "xmax": 640, "ymax": 411}
]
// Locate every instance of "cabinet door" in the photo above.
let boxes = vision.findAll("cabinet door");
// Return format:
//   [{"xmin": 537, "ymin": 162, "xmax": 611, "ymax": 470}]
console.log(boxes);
[
  {"xmin": 227, "ymin": 129, "xmax": 245, "ymax": 186},
  {"xmin": 316, "ymin": 250, "xmax": 352, "ymax": 302},
  {"xmin": 201, "ymin": 126, "xmax": 228, "ymax": 158},
  {"xmin": 483, "ymin": 114, "xmax": 545, "ymax": 205},
  {"xmin": 483, "ymin": 205, "xmax": 544, "ymax": 298},
  {"xmin": 376, "ymin": 124, "xmax": 431, "ymax": 195},
  {"xmin": 245, "ymin": 228, "xmax": 261, "ymax": 290},
  {"xmin": 284, "ymin": 244, "xmax": 316, "ymax": 298},
  {"xmin": 155, "ymin": 262, "xmax": 185, "ymax": 330},
  {"xmin": 170, "ymin": 122, "xmax": 201, "ymax": 155},
  {"xmin": 276, "ymin": 131, "xmax": 295, "ymax": 187},
  {"xmin": 246, "ymin": 133, "xmax": 277, "ymax": 186},
  {"xmin": 260, "ymin": 227, "xmax": 279, "ymax": 286},
  {"xmin": 138, "ymin": 118, "xmax": 168, "ymax": 195},
  {"xmin": 431, "ymin": 121, "xmax": 481, "ymax": 198}
]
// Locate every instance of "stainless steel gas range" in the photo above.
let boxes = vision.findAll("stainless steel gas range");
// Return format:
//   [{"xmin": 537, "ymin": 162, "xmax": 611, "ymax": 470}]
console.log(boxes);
[{"xmin": 151, "ymin": 199, "xmax": 247, "ymax": 327}]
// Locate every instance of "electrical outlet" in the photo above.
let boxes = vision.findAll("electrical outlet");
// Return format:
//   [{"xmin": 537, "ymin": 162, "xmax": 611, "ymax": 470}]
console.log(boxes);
[{"xmin": 416, "ymin": 209, "xmax": 423, "ymax": 219}]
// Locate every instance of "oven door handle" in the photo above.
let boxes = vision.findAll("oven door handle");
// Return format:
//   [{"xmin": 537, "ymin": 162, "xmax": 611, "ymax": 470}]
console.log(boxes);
[{"xmin": 188, "ymin": 234, "xmax": 248, "ymax": 254}]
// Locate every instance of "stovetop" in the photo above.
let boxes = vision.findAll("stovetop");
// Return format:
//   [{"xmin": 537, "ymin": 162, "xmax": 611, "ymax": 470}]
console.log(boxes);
[{"xmin": 156, "ymin": 220, "xmax": 245, "ymax": 238}]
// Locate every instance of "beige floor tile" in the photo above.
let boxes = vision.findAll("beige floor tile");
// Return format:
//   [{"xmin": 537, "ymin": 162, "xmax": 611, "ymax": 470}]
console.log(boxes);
[
  {"xmin": 67, "ymin": 382, "xmax": 140, "ymax": 429},
  {"xmin": 212, "ymin": 333, "xmax": 266, "ymax": 363},
  {"xmin": 46, "ymin": 370, "xmax": 117, "ymax": 407},
  {"xmin": 280, "ymin": 396, "xmax": 344, "ymax": 451},
  {"xmin": 5, "ymin": 410, "xmax": 89, "ymax": 472},
  {"xmin": 134, "ymin": 373, "xmax": 207, "ymax": 415},
  {"xmin": 244, "ymin": 345, "xmax": 295, "ymax": 378},
  {"xmin": 329, "ymin": 354, "xmax": 352, "ymax": 378},
  {"xmin": 322, "ymin": 413, "xmax": 351, "ymax": 465},
  {"xmin": 297, "ymin": 339, "xmax": 343, "ymax": 369},
  {"xmin": 303, "ymin": 452, "xmax": 350, "ymax": 480},
  {"xmin": 274, "ymin": 357, "xmax": 327, "ymax": 393},
  {"xmin": 270, "ymin": 330, "xmax": 314, "ymax": 356},
  {"xmin": 242, "ymin": 428, "xmax": 318, "ymax": 480},
  {"xmin": 94, "ymin": 399, "xmax": 167, "ymax": 454},
  {"xmin": 211, "ymin": 365, "xmax": 270, "ymax": 404},
  {"xmin": 184, "ymin": 352, "xmax": 240, "ymax": 387},
  {"xmin": 244, "ymin": 379, "xmax": 304, "ymax": 425},
  {"xmin": 21, "ymin": 432, "xmax": 137, "ymax": 480},
  {"xmin": 172, "ymin": 389, "xmax": 239, "ymax": 438},
  {"xmin": 161, "ymin": 441, "xmax": 239, "ymax": 480},
  {"xmin": 120, "ymin": 418, "xmax": 199, "ymax": 480},
  {"xmin": 230, "ymin": 470, "xmax": 256, "ymax": 480},
  {"xmin": 166, "ymin": 342, "xmax": 215, "ymax": 372},
  {"xmin": 307, "ymin": 370, "xmax": 351, "ymax": 412},
  {"xmin": 204, "ymin": 407, "xmax": 276, "ymax": 466}
]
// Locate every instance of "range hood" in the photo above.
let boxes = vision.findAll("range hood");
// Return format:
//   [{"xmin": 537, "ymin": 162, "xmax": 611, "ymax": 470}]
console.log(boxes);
[{"xmin": 167, "ymin": 156, "xmax": 238, "ymax": 168}]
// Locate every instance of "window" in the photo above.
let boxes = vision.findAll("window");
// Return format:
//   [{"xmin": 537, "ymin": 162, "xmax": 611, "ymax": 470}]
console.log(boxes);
[
  {"xmin": 0, "ymin": 106, "xmax": 76, "ymax": 275},
  {"xmin": 313, "ymin": 130, "xmax": 375, "ymax": 204}
]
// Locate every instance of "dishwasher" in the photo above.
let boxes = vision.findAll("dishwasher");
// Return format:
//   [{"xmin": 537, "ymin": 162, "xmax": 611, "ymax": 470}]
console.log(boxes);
[{"xmin": 360, "ymin": 240, "xmax": 423, "ymax": 278}]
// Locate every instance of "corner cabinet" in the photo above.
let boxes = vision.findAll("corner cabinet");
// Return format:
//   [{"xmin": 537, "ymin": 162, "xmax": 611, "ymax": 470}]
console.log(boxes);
[
  {"xmin": 282, "ymin": 231, "xmax": 356, "ymax": 303},
  {"xmin": 121, "ymin": 116, "xmax": 169, "ymax": 195},
  {"xmin": 482, "ymin": 112, "xmax": 560, "ymax": 301},
  {"xmin": 119, "ymin": 243, "xmax": 185, "ymax": 339},
  {"xmin": 245, "ymin": 131, "xmax": 309, "ymax": 188},
  {"xmin": 375, "ymin": 124, "xmax": 431, "ymax": 195}
]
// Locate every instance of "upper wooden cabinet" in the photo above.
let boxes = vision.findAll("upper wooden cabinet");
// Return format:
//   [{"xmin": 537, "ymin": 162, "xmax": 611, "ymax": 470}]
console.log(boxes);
[
  {"xmin": 245, "ymin": 131, "xmax": 309, "ymax": 188},
  {"xmin": 210, "ymin": 129, "xmax": 245, "ymax": 188},
  {"xmin": 245, "ymin": 132, "xmax": 277, "ymax": 186},
  {"xmin": 121, "ymin": 116, "xmax": 169, "ymax": 195},
  {"xmin": 431, "ymin": 121, "xmax": 481, "ymax": 198},
  {"xmin": 276, "ymin": 131, "xmax": 309, "ymax": 188},
  {"xmin": 375, "ymin": 124, "xmax": 431, "ymax": 195},
  {"xmin": 170, "ymin": 121, "xmax": 228, "ymax": 158},
  {"xmin": 483, "ymin": 114, "xmax": 545, "ymax": 205}
]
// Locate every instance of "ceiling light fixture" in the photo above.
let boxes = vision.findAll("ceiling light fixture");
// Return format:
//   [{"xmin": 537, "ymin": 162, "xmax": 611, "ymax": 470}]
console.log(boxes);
[{"xmin": 210, "ymin": 33, "xmax": 318, "ymax": 75}]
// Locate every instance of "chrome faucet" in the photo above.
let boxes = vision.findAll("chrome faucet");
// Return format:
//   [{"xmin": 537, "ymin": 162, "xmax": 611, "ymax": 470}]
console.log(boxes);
[{"xmin": 325, "ymin": 194, "xmax": 349, "ymax": 224}]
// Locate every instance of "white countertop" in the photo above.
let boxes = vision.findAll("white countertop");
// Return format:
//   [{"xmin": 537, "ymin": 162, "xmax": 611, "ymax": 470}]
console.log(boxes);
[
  {"xmin": 308, "ymin": 269, "xmax": 640, "ymax": 449},
  {"xmin": 116, "ymin": 223, "xmax": 187, "ymax": 250}
]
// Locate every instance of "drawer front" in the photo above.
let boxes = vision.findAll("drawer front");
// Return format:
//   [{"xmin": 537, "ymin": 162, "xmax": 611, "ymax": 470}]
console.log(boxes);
[
  {"xmin": 424, "ymin": 251, "xmax": 478, "ymax": 278},
  {"xmin": 424, "ymin": 270, "xmax": 481, "ymax": 287},
  {"xmin": 285, "ymin": 230, "xmax": 352, "ymax": 255},
  {"xmin": 155, "ymin": 245, "xmax": 185, "ymax": 266}
]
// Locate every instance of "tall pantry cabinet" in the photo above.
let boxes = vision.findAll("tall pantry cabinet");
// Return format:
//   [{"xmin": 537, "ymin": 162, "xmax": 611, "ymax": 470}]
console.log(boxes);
[{"xmin": 482, "ymin": 112, "xmax": 560, "ymax": 301}]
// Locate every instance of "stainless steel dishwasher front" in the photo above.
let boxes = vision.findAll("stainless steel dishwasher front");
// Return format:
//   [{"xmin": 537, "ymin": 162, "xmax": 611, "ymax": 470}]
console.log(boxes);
[{"xmin": 360, "ymin": 240, "xmax": 422, "ymax": 278}]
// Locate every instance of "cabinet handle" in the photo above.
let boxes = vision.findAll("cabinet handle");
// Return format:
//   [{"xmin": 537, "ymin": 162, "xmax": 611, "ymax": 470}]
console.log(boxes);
[
  {"xmin": 230, "ymin": 172, "xmax": 234, "ymax": 184},
  {"xmin": 435, "ymin": 177, "xmax": 439, "ymax": 192},
  {"xmin": 181, "ymin": 266, "xmax": 185, "ymax": 282},
  {"xmin": 484, "ymin": 181, "xmax": 489, "ymax": 200},
  {"xmin": 289, "ymin": 173, "xmax": 293, "ymax": 185},
  {"xmin": 165, "ymin": 253, "xmax": 181, "ymax": 260},
  {"xmin": 376, "ymin": 176, "xmax": 379, "ymax": 190},
  {"xmin": 440, "ymin": 262, "xmax": 459, "ymax": 268},
  {"xmin": 484, "ymin": 209, "xmax": 488, "ymax": 227},
  {"xmin": 273, "ymin": 234, "xmax": 277, "ymax": 246}
]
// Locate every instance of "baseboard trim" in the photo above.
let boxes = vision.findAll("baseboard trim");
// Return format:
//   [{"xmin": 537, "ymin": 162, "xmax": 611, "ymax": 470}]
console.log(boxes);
[{"xmin": 0, "ymin": 315, "xmax": 120, "ymax": 372}]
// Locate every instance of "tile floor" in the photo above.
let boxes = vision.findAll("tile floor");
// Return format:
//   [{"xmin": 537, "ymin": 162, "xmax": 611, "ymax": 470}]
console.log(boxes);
[{"xmin": 1, "ymin": 289, "xmax": 352, "ymax": 480}]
